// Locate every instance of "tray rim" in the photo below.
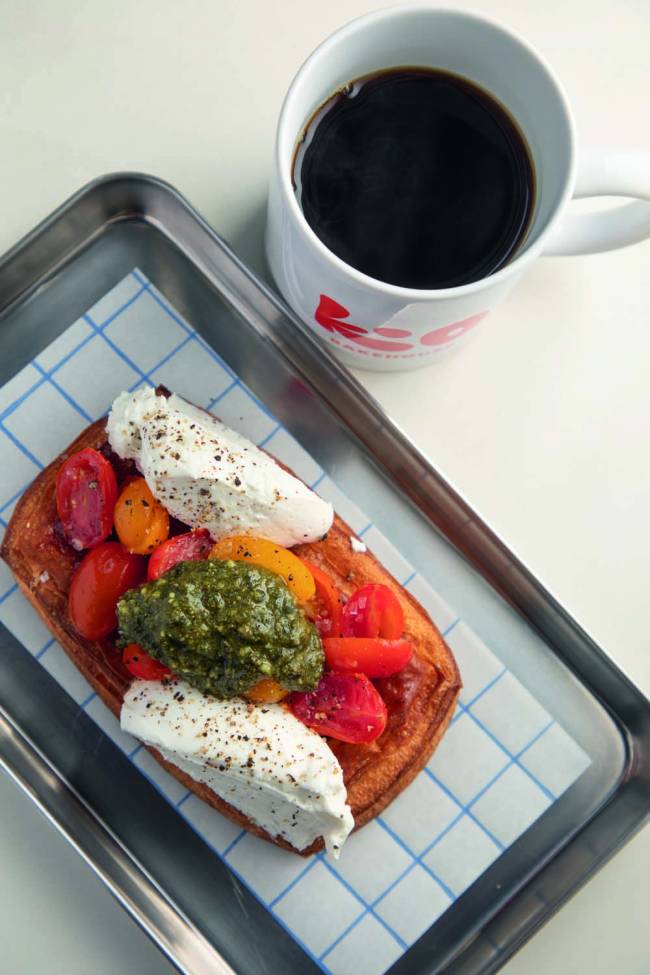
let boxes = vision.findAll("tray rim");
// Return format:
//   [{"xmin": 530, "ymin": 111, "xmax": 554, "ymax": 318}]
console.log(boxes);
[
  {"xmin": 0, "ymin": 172, "xmax": 648, "ymax": 975},
  {"xmin": 0, "ymin": 707, "xmax": 234, "ymax": 975}
]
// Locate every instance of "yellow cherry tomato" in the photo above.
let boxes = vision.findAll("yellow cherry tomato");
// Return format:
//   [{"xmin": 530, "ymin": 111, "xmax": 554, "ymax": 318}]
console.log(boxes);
[
  {"xmin": 210, "ymin": 535, "xmax": 316, "ymax": 603},
  {"xmin": 114, "ymin": 477, "xmax": 170, "ymax": 555},
  {"xmin": 244, "ymin": 678, "xmax": 289, "ymax": 704}
]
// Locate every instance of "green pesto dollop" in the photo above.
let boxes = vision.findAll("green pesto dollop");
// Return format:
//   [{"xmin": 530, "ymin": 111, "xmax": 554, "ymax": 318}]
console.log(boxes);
[{"xmin": 116, "ymin": 559, "xmax": 324, "ymax": 699}]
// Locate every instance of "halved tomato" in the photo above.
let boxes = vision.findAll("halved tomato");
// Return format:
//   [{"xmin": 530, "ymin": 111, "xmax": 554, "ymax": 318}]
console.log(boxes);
[
  {"xmin": 148, "ymin": 528, "xmax": 212, "ymax": 580},
  {"xmin": 289, "ymin": 672, "xmax": 388, "ymax": 743},
  {"xmin": 210, "ymin": 535, "xmax": 315, "ymax": 603},
  {"xmin": 122, "ymin": 644, "xmax": 172, "ymax": 680},
  {"xmin": 300, "ymin": 559, "xmax": 343, "ymax": 637},
  {"xmin": 114, "ymin": 477, "xmax": 170, "ymax": 555},
  {"xmin": 68, "ymin": 541, "xmax": 146, "ymax": 640},
  {"xmin": 55, "ymin": 447, "xmax": 118, "ymax": 551},
  {"xmin": 244, "ymin": 678, "xmax": 289, "ymax": 704},
  {"xmin": 341, "ymin": 583, "xmax": 404, "ymax": 639},
  {"xmin": 323, "ymin": 637, "xmax": 413, "ymax": 678}
]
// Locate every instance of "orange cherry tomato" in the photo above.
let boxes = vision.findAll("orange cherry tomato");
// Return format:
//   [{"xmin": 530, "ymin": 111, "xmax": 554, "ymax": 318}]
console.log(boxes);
[
  {"xmin": 122, "ymin": 644, "xmax": 172, "ymax": 681},
  {"xmin": 244, "ymin": 678, "xmax": 289, "ymax": 703},
  {"xmin": 114, "ymin": 477, "xmax": 170, "ymax": 555},
  {"xmin": 210, "ymin": 535, "xmax": 315, "ymax": 603},
  {"xmin": 323, "ymin": 637, "xmax": 413, "ymax": 677},
  {"xmin": 300, "ymin": 559, "xmax": 343, "ymax": 637}
]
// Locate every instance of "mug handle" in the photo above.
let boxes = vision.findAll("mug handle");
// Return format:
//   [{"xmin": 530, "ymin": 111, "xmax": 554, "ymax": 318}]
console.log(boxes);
[{"xmin": 543, "ymin": 148, "xmax": 650, "ymax": 255}]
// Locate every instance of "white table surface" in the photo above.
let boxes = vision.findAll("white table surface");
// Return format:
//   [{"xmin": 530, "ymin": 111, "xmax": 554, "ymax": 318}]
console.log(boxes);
[{"xmin": 0, "ymin": 1, "xmax": 648, "ymax": 972}]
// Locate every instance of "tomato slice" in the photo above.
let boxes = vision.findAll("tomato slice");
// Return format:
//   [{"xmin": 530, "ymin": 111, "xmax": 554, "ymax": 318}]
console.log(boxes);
[
  {"xmin": 210, "ymin": 535, "xmax": 316, "ymax": 603},
  {"xmin": 114, "ymin": 477, "xmax": 170, "ymax": 555},
  {"xmin": 289, "ymin": 672, "xmax": 388, "ymax": 743},
  {"xmin": 323, "ymin": 637, "xmax": 413, "ymax": 678},
  {"xmin": 55, "ymin": 448, "xmax": 118, "ymax": 551},
  {"xmin": 300, "ymin": 559, "xmax": 343, "ymax": 637},
  {"xmin": 341, "ymin": 583, "xmax": 404, "ymax": 639},
  {"xmin": 123, "ymin": 643, "xmax": 172, "ymax": 680},
  {"xmin": 147, "ymin": 528, "xmax": 212, "ymax": 580},
  {"xmin": 244, "ymin": 678, "xmax": 289, "ymax": 703},
  {"xmin": 68, "ymin": 541, "xmax": 146, "ymax": 640}
]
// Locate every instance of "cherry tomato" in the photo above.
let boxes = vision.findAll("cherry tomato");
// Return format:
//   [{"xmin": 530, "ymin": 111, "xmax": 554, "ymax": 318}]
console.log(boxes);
[
  {"xmin": 341, "ymin": 583, "xmax": 404, "ymax": 639},
  {"xmin": 244, "ymin": 678, "xmax": 289, "ymax": 704},
  {"xmin": 300, "ymin": 559, "xmax": 343, "ymax": 637},
  {"xmin": 114, "ymin": 477, "xmax": 170, "ymax": 555},
  {"xmin": 55, "ymin": 448, "xmax": 118, "ymax": 551},
  {"xmin": 68, "ymin": 541, "xmax": 146, "ymax": 640},
  {"xmin": 147, "ymin": 528, "xmax": 212, "ymax": 580},
  {"xmin": 289, "ymin": 672, "xmax": 388, "ymax": 743},
  {"xmin": 323, "ymin": 637, "xmax": 413, "ymax": 678},
  {"xmin": 122, "ymin": 644, "xmax": 172, "ymax": 680},
  {"xmin": 210, "ymin": 535, "xmax": 316, "ymax": 603}
]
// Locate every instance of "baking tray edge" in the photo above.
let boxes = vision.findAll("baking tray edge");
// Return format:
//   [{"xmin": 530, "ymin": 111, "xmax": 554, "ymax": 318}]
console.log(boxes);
[{"xmin": 0, "ymin": 172, "xmax": 648, "ymax": 974}]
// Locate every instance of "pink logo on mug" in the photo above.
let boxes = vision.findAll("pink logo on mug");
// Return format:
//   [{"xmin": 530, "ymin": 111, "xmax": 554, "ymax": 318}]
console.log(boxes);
[
  {"xmin": 314, "ymin": 295, "xmax": 487, "ymax": 352},
  {"xmin": 420, "ymin": 311, "xmax": 488, "ymax": 346}
]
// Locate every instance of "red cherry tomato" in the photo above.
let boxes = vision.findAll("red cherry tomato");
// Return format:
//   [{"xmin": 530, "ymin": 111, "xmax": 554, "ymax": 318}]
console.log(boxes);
[
  {"xmin": 323, "ymin": 637, "xmax": 413, "ymax": 678},
  {"xmin": 147, "ymin": 528, "xmax": 212, "ymax": 580},
  {"xmin": 122, "ymin": 644, "xmax": 172, "ymax": 680},
  {"xmin": 56, "ymin": 448, "xmax": 118, "ymax": 551},
  {"xmin": 289, "ymin": 672, "xmax": 388, "ymax": 744},
  {"xmin": 341, "ymin": 583, "xmax": 404, "ymax": 639},
  {"xmin": 300, "ymin": 559, "xmax": 343, "ymax": 637},
  {"xmin": 68, "ymin": 541, "xmax": 146, "ymax": 640}
]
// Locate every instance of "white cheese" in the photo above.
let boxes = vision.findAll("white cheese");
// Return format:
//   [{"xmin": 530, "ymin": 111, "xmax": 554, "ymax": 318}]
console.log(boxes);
[
  {"xmin": 106, "ymin": 388, "xmax": 333, "ymax": 547},
  {"xmin": 121, "ymin": 679, "xmax": 354, "ymax": 856},
  {"xmin": 350, "ymin": 537, "xmax": 367, "ymax": 553}
]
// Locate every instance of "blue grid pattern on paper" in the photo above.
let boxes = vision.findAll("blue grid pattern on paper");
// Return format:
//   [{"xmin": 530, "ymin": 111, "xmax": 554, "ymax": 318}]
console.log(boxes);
[{"xmin": 0, "ymin": 271, "xmax": 592, "ymax": 975}]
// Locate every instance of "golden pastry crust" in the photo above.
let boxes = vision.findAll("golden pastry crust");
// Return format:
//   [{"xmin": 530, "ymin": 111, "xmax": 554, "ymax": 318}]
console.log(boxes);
[{"xmin": 1, "ymin": 417, "xmax": 461, "ymax": 855}]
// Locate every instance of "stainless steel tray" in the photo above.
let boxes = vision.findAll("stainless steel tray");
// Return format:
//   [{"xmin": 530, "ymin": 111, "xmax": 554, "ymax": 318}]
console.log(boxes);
[{"xmin": 0, "ymin": 174, "xmax": 647, "ymax": 975}]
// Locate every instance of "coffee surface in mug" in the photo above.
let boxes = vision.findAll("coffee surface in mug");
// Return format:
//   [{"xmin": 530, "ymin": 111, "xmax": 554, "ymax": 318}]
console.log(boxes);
[{"xmin": 293, "ymin": 67, "xmax": 535, "ymax": 290}]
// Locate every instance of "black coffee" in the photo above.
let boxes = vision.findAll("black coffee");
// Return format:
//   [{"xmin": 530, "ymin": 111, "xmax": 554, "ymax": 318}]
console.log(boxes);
[{"xmin": 294, "ymin": 68, "xmax": 534, "ymax": 290}]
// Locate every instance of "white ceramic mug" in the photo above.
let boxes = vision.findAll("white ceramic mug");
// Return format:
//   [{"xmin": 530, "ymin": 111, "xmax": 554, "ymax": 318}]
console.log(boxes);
[{"xmin": 265, "ymin": 6, "xmax": 650, "ymax": 372}]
